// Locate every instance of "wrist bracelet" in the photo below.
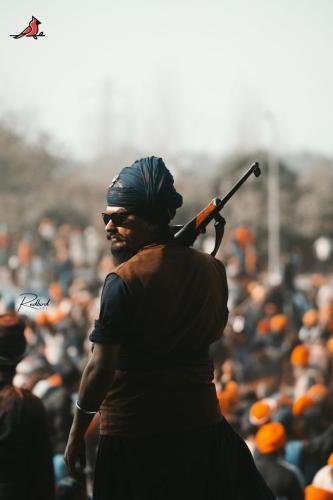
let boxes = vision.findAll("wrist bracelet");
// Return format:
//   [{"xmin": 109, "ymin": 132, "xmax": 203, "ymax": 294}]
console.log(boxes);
[{"xmin": 75, "ymin": 400, "xmax": 98, "ymax": 415}]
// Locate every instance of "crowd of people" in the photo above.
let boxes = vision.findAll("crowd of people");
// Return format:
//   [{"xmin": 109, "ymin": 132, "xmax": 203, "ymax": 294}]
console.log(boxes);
[
  {"xmin": 0, "ymin": 217, "xmax": 332, "ymax": 499},
  {"xmin": 212, "ymin": 229, "xmax": 333, "ymax": 500}
]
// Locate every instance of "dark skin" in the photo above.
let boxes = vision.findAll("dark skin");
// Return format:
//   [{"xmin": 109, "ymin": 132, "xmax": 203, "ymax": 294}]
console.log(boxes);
[
  {"xmin": 64, "ymin": 206, "xmax": 164, "ymax": 480},
  {"xmin": 64, "ymin": 343, "xmax": 119, "ymax": 480},
  {"xmin": 105, "ymin": 206, "xmax": 168, "ymax": 260}
]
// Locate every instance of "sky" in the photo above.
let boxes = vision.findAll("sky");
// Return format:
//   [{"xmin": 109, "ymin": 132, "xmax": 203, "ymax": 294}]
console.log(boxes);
[{"xmin": 1, "ymin": 0, "xmax": 333, "ymax": 161}]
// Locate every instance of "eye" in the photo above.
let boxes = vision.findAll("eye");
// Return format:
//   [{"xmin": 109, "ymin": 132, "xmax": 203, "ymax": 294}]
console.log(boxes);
[
  {"xmin": 101, "ymin": 213, "xmax": 111, "ymax": 225},
  {"xmin": 101, "ymin": 212, "xmax": 131, "ymax": 226},
  {"xmin": 113, "ymin": 213, "xmax": 130, "ymax": 225}
]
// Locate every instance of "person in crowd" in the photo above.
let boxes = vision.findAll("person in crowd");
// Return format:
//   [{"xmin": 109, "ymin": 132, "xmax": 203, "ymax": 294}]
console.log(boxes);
[
  {"xmin": 0, "ymin": 313, "xmax": 55, "ymax": 499},
  {"xmin": 254, "ymin": 422, "xmax": 305, "ymax": 500},
  {"xmin": 14, "ymin": 351, "xmax": 78, "ymax": 486},
  {"xmin": 291, "ymin": 344, "xmax": 320, "ymax": 398},
  {"xmin": 305, "ymin": 453, "xmax": 333, "ymax": 500},
  {"xmin": 278, "ymin": 397, "xmax": 333, "ymax": 484}
]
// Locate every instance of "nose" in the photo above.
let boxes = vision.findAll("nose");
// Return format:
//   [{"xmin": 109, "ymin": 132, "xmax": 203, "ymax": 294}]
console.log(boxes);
[
  {"xmin": 105, "ymin": 218, "xmax": 119, "ymax": 239},
  {"xmin": 105, "ymin": 219, "xmax": 116, "ymax": 232}
]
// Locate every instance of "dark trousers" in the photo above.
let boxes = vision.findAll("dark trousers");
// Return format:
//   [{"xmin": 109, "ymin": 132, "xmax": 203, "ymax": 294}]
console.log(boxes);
[{"xmin": 93, "ymin": 417, "xmax": 275, "ymax": 500}]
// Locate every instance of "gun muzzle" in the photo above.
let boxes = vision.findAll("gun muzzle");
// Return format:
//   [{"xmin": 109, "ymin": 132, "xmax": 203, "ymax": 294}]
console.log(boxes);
[{"xmin": 253, "ymin": 161, "xmax": 261, "ymax": 177}]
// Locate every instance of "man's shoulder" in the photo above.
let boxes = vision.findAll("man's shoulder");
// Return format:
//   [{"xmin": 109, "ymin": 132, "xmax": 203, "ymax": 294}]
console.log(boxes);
[
  {"xmin": 187, "ymin": 246, "xmax": 227, "ymax": 275},
  {"xmin": 114, "ymin": 241, "xmax": 227, "ymax": 284},
  {"xmin": 117, "ymin": 241, "xmax": 225, "ymax": 267}
]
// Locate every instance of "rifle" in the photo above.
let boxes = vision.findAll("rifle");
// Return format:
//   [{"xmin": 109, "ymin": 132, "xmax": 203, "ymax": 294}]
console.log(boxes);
[{"xmin": 173, "ymin": 161, "xmax": 261, "ymax": 256}]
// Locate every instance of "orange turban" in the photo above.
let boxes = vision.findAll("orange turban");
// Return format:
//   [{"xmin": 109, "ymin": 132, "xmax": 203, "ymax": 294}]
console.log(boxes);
[
  {"xmin": 224, "ymin": 381, "xmax": 240, "ymax": 403},
  {"xmin": 35, "ymin": 311, "xmax": 49, "ymax": 326},
  {"xmin": 293, "ymin": 394, "xmax": 314, "ymax": 416},
  {"xmin": 17, "ymin": 240, "xmax": 33, "ymax": 265},
  {"xmin": 290, "ymin": 344, "xmax": 310, "ymax": 366},
  {"xmin": 303, "ymin": 309, "xmax": 319, "ymax": 327},
  {"xmin": 36, "ymin": 308, "xmax": 67, "ymax": 326},
  {"xmin": 216, "ymin": 390, "xmax": 234, "ymax": 414},
  {"xmin": 257, "ymin": 318, "xmax": 270, "ymax": 335},
  {"xmin": 249, "ymin": 401, "xmax": 272, "ymax": 426},
  {"xmin": 307, "ymin": 384, "xmax": 328, "ymax": 402},
  {"xmin": 48, "ymin": 373, "xmax": 62, "ymax": 387},
  {"xmin": 48, "ymin": 282, "xmax": 63, "ymax": 302},
  {"xmin": 47, "ymin": 308, "xmax": 67, "ymax": 325},
  {"xmin": 255, "ymin": 422, "xmax": 286, "ymax": 454},
  {"xmin": 270, "ymin": 314, "xmax": 288, "ymax": 333},
  {"xmin": 326, "ymin": 338, "xmax": 333, "ymax": 355},
  {"xmin": 305, "ymin": 485, "xmax": 333, "ymax": 500},
  {"xmin": 234, "ymin": 225, "xmax": 253, "ymax": 247}
]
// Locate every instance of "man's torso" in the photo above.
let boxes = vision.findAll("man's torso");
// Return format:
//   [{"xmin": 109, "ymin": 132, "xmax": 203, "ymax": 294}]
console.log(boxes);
[{"xmin": 98, "ymin": 241, "xmax": 229, "ymax": 436}]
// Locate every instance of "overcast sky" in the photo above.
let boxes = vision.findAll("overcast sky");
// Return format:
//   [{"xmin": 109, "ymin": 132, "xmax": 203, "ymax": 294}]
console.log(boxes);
[{"xmin": 1, "ymin": 0, "xmax": 332, "ymax": 161}]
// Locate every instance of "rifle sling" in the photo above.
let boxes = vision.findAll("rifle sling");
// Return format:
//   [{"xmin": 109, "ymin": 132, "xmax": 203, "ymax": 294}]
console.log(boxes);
[{"xmin": 210, "ymin": 215, "xmax": 226, "ymax": 257}]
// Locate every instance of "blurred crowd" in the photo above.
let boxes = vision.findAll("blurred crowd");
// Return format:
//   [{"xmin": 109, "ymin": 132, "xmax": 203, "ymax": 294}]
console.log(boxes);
[
  {"xmin": 0, "ymin": 219, "xmax": 333, "ymax": 500},
  {"xmin": 212, "ymin": 226, "xmax": 333, "ymax": 500}
]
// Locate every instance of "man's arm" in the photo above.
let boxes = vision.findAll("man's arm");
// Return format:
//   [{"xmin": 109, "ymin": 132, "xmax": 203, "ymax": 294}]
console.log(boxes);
[{"xmin": 64, "ymin": 343, "xmax": 120, "ymax": 479}]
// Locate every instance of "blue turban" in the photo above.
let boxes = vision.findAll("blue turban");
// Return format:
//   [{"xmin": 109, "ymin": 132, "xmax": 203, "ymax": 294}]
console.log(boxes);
[{"xmin": 107, "ymin": 156, "xmax": 183, "ymax": 224}]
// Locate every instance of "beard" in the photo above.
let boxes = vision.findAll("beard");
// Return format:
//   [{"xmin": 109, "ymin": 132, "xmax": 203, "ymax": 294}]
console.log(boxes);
[
  {"xmin": 111, "ymin": 246, "xmax": 135, "ymax": 265},
  {"xmin": 107, "ymin": 233, "xmax": 135, "ymax": 265}
]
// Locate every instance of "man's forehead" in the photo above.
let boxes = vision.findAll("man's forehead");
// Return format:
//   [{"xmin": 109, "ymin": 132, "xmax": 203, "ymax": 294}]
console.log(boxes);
[{"xmin": 105, "ymin": 206, "xmax": 128, "ymax": 214}]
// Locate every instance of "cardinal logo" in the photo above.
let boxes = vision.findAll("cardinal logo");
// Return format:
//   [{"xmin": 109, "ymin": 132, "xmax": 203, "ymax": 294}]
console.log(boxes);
[{"xmin": 10, "ymin": 16, "xmax": 45, "ymax": 40}]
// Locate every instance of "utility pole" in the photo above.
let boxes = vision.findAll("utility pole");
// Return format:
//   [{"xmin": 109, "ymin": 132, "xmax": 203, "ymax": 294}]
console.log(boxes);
[{"xmin": 265, "ymin": 111, "xmax": 281, "ymax": 284}]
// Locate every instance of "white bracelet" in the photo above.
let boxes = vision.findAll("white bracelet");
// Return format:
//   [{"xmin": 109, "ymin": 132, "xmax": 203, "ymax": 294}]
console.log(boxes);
[{"xmin": 75, "ymin": 400, "xmax": 98, "ymax": 415}]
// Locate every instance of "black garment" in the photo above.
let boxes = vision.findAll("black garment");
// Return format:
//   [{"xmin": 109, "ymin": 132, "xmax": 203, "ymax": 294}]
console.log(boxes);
[
  {"xmin": 89, "ymin": 274, "xmax": 131, "ymax": 345},
  {"xmin": 0, "ymin": 383, "xmax": 54, "ymax": 500},
  {"xmin": 93, "ymin": 417, "xmax": 275, "ymax": 500},
  {"xmin": 255, "ymin": 453, "xmax": 303, "ymax": 500}
]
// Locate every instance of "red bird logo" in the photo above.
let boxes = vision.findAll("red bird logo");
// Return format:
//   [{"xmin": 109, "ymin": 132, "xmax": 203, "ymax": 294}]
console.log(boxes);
[{"xmin": 10, "ymin": 16, "xmax": 45, "ymax": 40}]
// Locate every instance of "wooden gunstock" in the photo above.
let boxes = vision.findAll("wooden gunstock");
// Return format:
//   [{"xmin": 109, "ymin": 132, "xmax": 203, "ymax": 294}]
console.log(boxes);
[{"xmin": 174, "ymin": 199, "xmax": 221, "ymax": 246}]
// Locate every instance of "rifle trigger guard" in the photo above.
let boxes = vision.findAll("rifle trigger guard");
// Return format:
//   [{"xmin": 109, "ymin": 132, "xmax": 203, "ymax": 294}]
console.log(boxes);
[{"xmin": 211, "ymin": 214, "xmax": 226, "ymax": 257}]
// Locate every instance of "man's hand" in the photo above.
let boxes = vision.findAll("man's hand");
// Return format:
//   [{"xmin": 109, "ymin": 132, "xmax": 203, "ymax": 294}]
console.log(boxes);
[
  {"xmin": 64, "ymin": 432, "xmax": 86, "ymax": 482},
  {"xmin": 64, "ymin": 344, "xmax": 119, "ymax": 479}
]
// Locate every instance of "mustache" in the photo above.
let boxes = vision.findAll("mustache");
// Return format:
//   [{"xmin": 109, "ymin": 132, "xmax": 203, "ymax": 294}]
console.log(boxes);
[{"xmin": 106, "ymin": 232, "xmax": 126, "ymax": 242}]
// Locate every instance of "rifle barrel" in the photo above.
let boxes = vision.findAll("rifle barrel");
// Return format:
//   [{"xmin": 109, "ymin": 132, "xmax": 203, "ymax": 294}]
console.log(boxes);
[
  {"xmin": 217, "ymin": 161, "xmax": 261, "ymax": 210},
  {"xmin": 174, "ymin": 161, "xmax": 261, "ymax": 247}
]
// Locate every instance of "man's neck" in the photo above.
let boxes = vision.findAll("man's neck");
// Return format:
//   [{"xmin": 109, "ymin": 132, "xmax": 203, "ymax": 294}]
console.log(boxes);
[{"xmin": 111, "ymin": 228, "xmax": 173, "ymax": 266}]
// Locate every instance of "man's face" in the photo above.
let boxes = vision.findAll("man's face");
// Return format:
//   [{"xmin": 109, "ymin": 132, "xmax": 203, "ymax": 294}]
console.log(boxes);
[{"xmin": 104, "ymin": 206, "xmax": 154, "ymax": 264}]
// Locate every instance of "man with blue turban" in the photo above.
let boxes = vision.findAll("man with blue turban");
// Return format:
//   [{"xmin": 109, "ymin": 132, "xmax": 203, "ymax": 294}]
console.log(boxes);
[
  {"xmin": 65, "ymin": 157, "xmax": 274, "ymax": 499},
  {"xmin": 104, "ymin": 156, "xmax": 183, "ymax": 264}
]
